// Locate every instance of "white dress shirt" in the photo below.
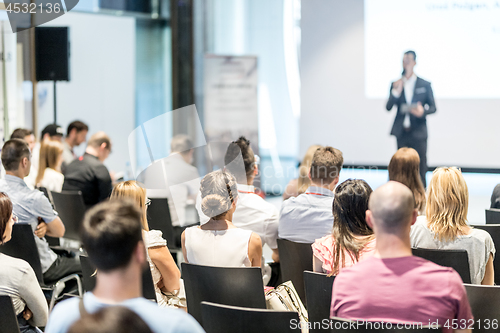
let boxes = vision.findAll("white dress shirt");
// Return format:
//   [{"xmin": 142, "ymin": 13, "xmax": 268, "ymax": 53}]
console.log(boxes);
[{"xmin": 392, "ymin": 73, "xmax": 417, "ymax": 128}]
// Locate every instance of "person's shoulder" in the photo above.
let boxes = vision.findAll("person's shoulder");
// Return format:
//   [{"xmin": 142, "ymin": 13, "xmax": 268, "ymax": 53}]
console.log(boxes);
[
  {"xmin": 242, "ymin": 193, "xmax": 278, "ymax": 215},
  {"xmin": 45, "ymin": 297, "xmax": 81, "ymax": 333},
  {"xmin": 126, "ymin": 299, "xmax": 204, "ymax": 332},
  {"xmin": 417, "ymin": 77, "xmax": 432, "ymax": 86},
  {"xmin": 0, "ymin": 253, "xmax": 33, "ymax": 275}
]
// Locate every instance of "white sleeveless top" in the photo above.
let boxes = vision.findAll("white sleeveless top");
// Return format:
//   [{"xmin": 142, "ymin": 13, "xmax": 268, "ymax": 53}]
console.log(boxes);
[{"xmin": 185, "ymin": 226, "xmax": 253, "ymax": 267}]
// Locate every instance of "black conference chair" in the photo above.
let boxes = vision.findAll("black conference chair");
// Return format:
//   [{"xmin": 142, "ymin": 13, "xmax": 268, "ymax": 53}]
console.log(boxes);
[
  {"xmin": 470, "ymin": 224, "xmax": 500, "ymax": 284},
  {"xmin": 329, "ymin": 318, "xmax": 442, "ymax": 333},
  {"xmin": 50, "ymin": 190, "xmax": 86, "ymax": 242},
  {"xmin": 79, "ymin": 254, "xmax": 156, "ymax": 301},
  {"xmin": 147, "ymin": 198, "xmax": 175, "ymax": 249},
  {"xmin": 0, "ymin": 295, "xmax": 21, "ymax": 333},
  {"xmin": 464, "ymin": 284, "xmax": 500, "ymax": 333},
  {"xmin": 412, "ymin": 248, "xmax": 471, "ymax": 283},
  {"xmin": 277, "ymin": 238, "xmax": 313, "ymax": 304},
  {"xmin": 201, "ymin": 301, "xmax": 299, "ymax": 333},
  {"xmin": 304, "ymin": 271, "xmax": 336, "ymax": 332},
  {"xmin": 0, "ymin": 223, "xmax": 82, "ymax": 311},
  {"xmin": 486, "ymin": 208, "xmax": 500, "ymax": 224},
  {"xmin": 181, "ymin": 263, "xmax": 266, "ymax": 325}
]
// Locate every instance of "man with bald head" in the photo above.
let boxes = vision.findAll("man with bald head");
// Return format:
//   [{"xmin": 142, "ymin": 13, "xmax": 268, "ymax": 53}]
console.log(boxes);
[{"xmin": 330, "ymin": 182, "xmax": 472, "ymax": 333}]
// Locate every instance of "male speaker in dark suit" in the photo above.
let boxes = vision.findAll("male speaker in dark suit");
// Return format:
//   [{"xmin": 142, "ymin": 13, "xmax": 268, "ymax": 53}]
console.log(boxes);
[{"xmin": 386, "ymin": 50, "xmax": 436, "ymax": 186}]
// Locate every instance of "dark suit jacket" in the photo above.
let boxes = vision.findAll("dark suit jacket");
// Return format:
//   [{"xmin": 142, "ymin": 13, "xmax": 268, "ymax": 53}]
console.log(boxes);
[{"xmin": 386, "ymin": 77, "xmax": 436, "ymax": 139}]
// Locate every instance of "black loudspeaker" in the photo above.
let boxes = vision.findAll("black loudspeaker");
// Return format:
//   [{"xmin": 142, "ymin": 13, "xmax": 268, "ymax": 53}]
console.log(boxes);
[{"xmin": 35, "ymin": 27, "xmax": 70, "ymax": 81}]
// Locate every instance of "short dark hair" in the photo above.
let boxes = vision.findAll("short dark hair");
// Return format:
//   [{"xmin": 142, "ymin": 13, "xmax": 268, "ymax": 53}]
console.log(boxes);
[
  {"xmin": 10, "ymin": 128, "xmax": 33, "ymax": 140},
  {"xmin": 81, "ymin": 200, "xmax": 143, "ymax": 272},
  {"xmin": 1, "ymin": 139, "xmax": 31, "ymax": 171},
  {"xmin": 0, "ymin": 193, "xmax": 13, "ymax": 244},
  {"xmin": 67, "ymin": 120, "xmax": 89, "ymax": 136},
  {"xmin": 404, "ymin": 50, "xmax": 416, "ymax": 61},
  {"xmin": 224, "ymin": 136, "xmax": 255, "ymax": 183},
  {"xmin": 310, "ymin": 146, "xmax": 343, "ymax": 185}
]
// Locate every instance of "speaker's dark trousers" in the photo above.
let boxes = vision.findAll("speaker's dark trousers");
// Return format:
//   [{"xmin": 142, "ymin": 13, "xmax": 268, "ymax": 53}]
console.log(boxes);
[{"xmin": 396, "ymin": 130, "xmax": 428, "ymax": 187}]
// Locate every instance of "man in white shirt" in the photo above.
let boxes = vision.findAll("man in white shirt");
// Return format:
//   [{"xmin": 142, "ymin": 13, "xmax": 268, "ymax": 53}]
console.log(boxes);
[
  {"xmin": 386, "ymin": 50, "xmax": 436, "ymax": 185},
  {"xmin": 279, "ymin": 146, "xmax": 343, "ymax": 244},
  {"xmin": 62, "ymin": 120, "xmax": 89, "ymax": 174}
]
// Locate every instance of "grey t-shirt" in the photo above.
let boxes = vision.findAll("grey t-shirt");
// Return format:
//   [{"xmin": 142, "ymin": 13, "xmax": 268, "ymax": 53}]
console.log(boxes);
[
  {"xmin": 0, "ymin": 253, "xmax": 48, "ymax": 326},
  {"xmin": 410, "ymin": 216, "xmax": 496, "ymax": 284}
]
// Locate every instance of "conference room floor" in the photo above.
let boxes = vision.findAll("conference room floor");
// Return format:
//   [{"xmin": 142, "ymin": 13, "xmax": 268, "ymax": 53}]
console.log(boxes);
[{"xmin": 263, "ymin": 169, "xmax": 498, "ymax": 262}]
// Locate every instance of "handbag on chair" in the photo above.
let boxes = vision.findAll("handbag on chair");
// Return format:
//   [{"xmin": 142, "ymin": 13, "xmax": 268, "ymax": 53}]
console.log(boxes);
[{"xmin": 265, "ymin": 280, "xmax": 308, "ymax": 324}]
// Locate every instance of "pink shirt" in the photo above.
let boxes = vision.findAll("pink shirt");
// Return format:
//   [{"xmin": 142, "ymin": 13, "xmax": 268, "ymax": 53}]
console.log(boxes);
[
  {"xmin": 312, "ymin": 234, "xmax": 376, "ymax": 274},
  {"xmin": 331, "ymin": 256, "xmax": 473, "ymax": 332}
]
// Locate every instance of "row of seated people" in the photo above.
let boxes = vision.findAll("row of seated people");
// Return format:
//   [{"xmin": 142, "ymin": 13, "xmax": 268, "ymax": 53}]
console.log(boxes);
[{"xmin": 0, "ymin": 129, "xmax": 496, "ymax": 332}]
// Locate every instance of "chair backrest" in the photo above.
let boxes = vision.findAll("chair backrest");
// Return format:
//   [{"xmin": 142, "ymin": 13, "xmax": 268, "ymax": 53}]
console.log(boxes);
[
  {"xmin": 201, "ymin": 301, "xmax": 299, "ymax": 333},
  {"xmin": 304, "ymin": 271, "xmax": 335, "ymax": 331},
  {"xmin": 50, "ymin": 190, "xmax": 86, "ymax": 241},
  {"xmin": 147, "ymin": 198, "xmax": 176, "ymax": 249},
  {"xmin": 470, "ymin": 224, "xmax": 500, "ymax": 284},
  {"xmin": 80, "ymin": 255, "xmax": 96, "ymax": 292},
  {"xmin": 329, "ymin": 318, "xmax": 442, "ymax": 332},
  {"xmin": 485, "ymin": 208, "xmax": 500, "ymax": 224},
  {"xmin": 0, "ymin": 223, "xmax": 44, "ymax": 283},
  {"xmin": 412, "ymin": 248, "xmax": 471, "ymax": 283},
  {"xmin": 277, "ymin": 238, "xmax": 313, "ymax": 304},
  {"xmin": 464, "ymin": 284, "xmax": 500, "ymax": 333},
  {"xmin": 0, "ymin": 296, "xmax": 21, "ymax": 333},
  {"xmin": 38, "ymin": 186, "xmax": 54, "ymax": 206},
  {"xmin": 181, "ymin": 263, "xmax": 266, "ymax": 324},
  {"xmin": 80, "ymin": 254, "xmax": 157, "ymax": 302}
]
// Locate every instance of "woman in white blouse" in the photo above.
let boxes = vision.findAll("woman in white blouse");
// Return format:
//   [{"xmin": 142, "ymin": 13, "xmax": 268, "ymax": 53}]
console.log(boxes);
[
  {"xmin": 182, "ymin": 170, "xmax": 262, "ymax": 267},
  {"xmin": 35, "ymin": 141, "xmax": 64, "ymax": 192},
  {"xmin": 111, "ymin": 181, "xmax": 182, "ymax": 307}
]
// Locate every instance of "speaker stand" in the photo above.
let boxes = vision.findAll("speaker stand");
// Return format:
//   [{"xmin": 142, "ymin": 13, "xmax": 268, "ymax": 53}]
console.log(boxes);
[{"xmin": 53, "ymin": 81, "xmax": 57, "ymax": 123}]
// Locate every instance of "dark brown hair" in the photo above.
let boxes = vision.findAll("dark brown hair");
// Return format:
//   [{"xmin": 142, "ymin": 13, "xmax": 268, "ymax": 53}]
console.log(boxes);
[
  {"xmin": 10, "ymin": 128, "xmax": 33, "ymax": 140},
  {"xmin": 310, "ymin": 146, "xmax": 343, "ymax": 185},
  {"xmin": 68, "ymin": 306, "xmax": 152, "ymax": 333},
  {"xmin": 224, "ymin": 136, "xmax": 256, "ymax": 183},
  {"xmin": 331, "ymin": 179, "xmax": 373, "ymax": 275},
  {"xmin": 81, "ymin": 200, "xmax": 143, "ymax": 272},
  {"xmin": 67, "ymin": 120, "xmax": 89, "ymax": 136},
  {"xmin": 388, "ymin": 148, "xmax": 426, "ymax": 213},
  {"xmin": 0, "ymin": 192, "xmax": 13, "ymax": 244},
  {"xmin": 1, "ymin": 139, "xmax": 31, "ymax": 171}
]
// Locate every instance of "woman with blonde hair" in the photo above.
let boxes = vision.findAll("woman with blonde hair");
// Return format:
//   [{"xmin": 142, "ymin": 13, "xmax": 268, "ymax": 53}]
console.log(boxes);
[
  {"xmin": 36, "ymin": 141, "xmax": 64, "ymax": 192},
  {"xmin": 110, "ymin": 181, "xmax": 182, "ymax": 307},
  {"xmin": 182, "ymin": 170, "xmax": 262, "ymax": 267},
  {"xmin": 283, "ymin": 144, "xmax": 322, "ymax": 200},
  {"xmin": 410, "ymin": 167, "xmax": 495, "ymax": 285},
  {"xmin": 388, "ymin": 148, "xmax": 426, "ymax": 214}
]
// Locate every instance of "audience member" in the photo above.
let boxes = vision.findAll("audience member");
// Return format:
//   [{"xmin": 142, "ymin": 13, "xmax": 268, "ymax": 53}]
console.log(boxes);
[
  {"xmin": 490, "ymin": 183, "xmax": 500, "ymax": 209},
  {"xmin": 36, "ymin": 141, "xmax": 64, "ymax": 192},
  {"xmin": 111, "ymin": 181, "xmax": 183, "ymax": 308},
  {"xmin": 63, "ymin": 131, "xmax": 113, "ymax": 209},
  {"xmin": 68, "ymin": 306, "xmax": 153, "ymax": 333},
  {"xmin": 331, "ymin": 181, "xmax": 473, "ymax": 333},
  {"xmin": 283, "ymin": 144, "xmax": 321, "ymax": 200},
  {"xmin": 0, "ymin": 139, "xmax": 80, "ymax": 283},
  {"xmin": 62, "ymin": 121, "xmax": 89, "ymax": 173},
  {"xmin": 312, "ymin": 179, "xmax": 375, "ymax": 275},
  {"xmin": 410, "ymin": 167, "xmax": 495, "ymax": 285},
  {"xmin": 2, "ymin": 128, "xmax": 36, "ymax": 180},
  {"xmin": 279, "ymin": 146, "xmax": 343, "ymax": 243},
  {"xmin": 389, "ymin": 147, "xmax": 426, "ymax": 214},
  {"xmin": 26, "ymin": 124, "xmax": 64, "ymax": 189},
  {"xmin": 0, "ymin": 192, "xmax": 48, "ymax": 333},
  {"xmin": 10, "ymin": 128, "xmax": 36, "ymax": 151},
  {"xmin": 182, "ymin": 170, "xmax": 262, "ymax": 267},
  {"xmin": 220, "ymin": 136, "xmax": 280, "ymax": 262},
  {"xmin": 139, "ymin": 134, "xmax": 200, "ymax": 247},
  {"xmin": 45, "ymin": 200, "xmax": 204, "ymax": 333}
]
